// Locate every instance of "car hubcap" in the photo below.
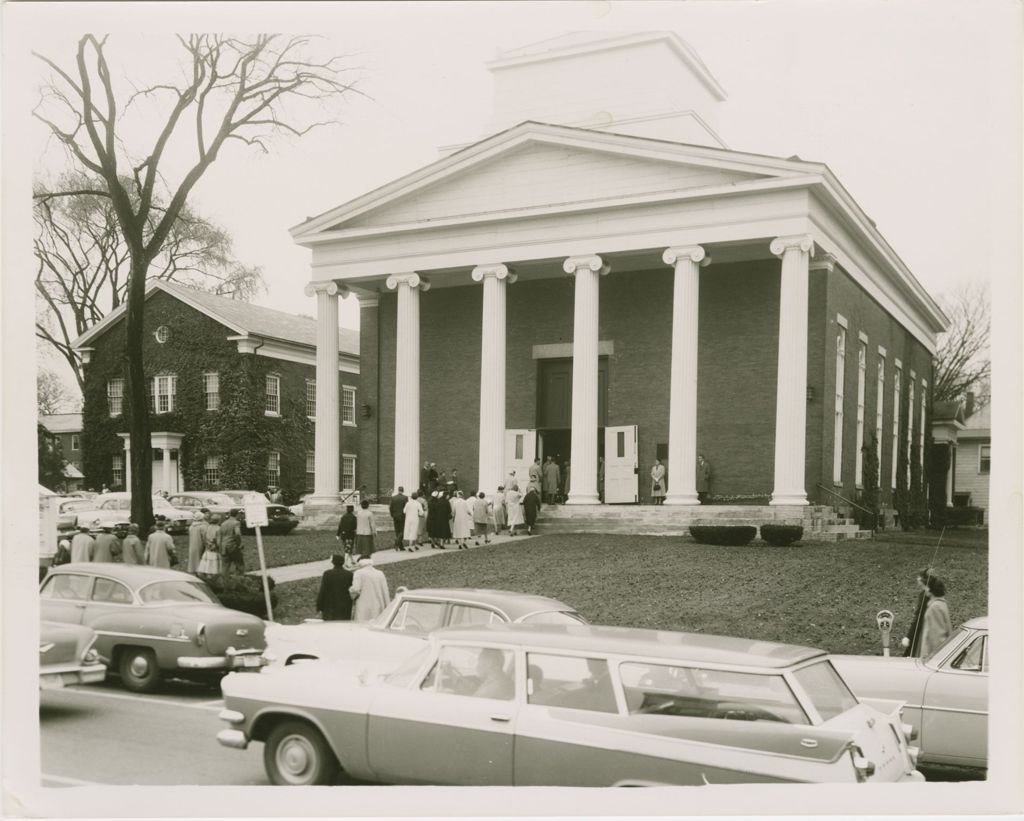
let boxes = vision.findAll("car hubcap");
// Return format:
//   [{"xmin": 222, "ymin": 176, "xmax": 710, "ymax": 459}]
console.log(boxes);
[
  {"xmin": 129, "ymin": 655, "xmax": 150, "ymax": 678},
  {"xmin": 277, "ymin": 735, "xmax": 316, "ymax": 783}
]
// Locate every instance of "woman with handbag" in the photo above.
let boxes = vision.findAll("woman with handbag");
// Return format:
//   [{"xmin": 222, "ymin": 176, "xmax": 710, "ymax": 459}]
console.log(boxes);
[{"xmin": 650, "ymin": 458, "xmax": 666, "ymax": 505}]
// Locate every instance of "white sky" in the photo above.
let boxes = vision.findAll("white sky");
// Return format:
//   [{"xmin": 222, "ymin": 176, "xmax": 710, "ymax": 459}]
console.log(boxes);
[{"xmin": 23, "ymin": 0, "xmax": 1016, "ymax": 349}]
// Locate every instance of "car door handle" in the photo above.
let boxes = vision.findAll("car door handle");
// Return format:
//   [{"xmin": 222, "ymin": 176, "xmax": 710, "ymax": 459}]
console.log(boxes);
[{"xmin": 490, "ymin": 714, "xmax": 512, "ymax": 723}]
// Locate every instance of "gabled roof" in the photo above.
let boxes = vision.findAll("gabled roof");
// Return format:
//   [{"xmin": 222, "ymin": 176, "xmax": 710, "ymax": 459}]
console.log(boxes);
[
  {"xmin": 962, "ymin": 403, "xmax": 991, "ymax": 435},
  {"xmin": 72, "ymin": 281, "xmax": 358, "ymax": 355},
  {"xmin": 40, "ymin": 413, "xmax": 83, "ymax": 434}
]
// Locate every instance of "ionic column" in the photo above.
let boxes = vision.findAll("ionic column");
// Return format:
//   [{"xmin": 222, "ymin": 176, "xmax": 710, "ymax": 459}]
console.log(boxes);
[
  {"xmin": 118, "ymin": 433, "xmax": 131, "ymax": 486},
  {"xmin": 769, "ymin": 235, "xmax": 814, "ymax": 506},
  {"xmin": 161, "ymin": 445, "xmax": 172, "ymax": 495},
  {"xmin": 386, "ymin": 273, "xmax": 430, "ymax": 493},
  {"xmin": 563, "ymin": 254, "xmax": 609, "ymax": 505},
  {"xmin": 473, "ymin": 264, "xmax": 516, "ymax": 494},
  {"xmin": 662, "ymin": 245, "xmax": 709, "ymax": 505},
  {"xmin": 303, "ymin": 280, "xmax": 344, "ymax": 503}
]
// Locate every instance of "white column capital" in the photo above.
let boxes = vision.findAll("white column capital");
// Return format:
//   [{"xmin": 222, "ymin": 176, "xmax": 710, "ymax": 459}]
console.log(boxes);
[
  {"xmin": 662, "ymin": 245, "xmax": 710, "ymax": 267},
  {"xmin": 770, "ymin": 235, "xmax": 815, "ymax": 257},
  {"xmin": 472, "ymin": 263, "xmax": 517, "ymax": 284},
  {"xmin": 809, "ymin": 252, "xmax": 838, "ymax": 273},
  {"xmin": 563, "ymin": 254, "xmax": 610, "ymax": 277},
  {"xmin": 304, "ymin": 280, "xmax": 346, "ymax": 298},
  {"xmin": 386, "ymin": 272, "xmax": 431, "ymax": 292}
]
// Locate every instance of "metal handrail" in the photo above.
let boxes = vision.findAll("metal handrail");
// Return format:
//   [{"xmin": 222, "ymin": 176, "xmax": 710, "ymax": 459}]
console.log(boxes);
[{"xmin": 815, "ymin": 484, "xmax": 879, "ymax": 531}]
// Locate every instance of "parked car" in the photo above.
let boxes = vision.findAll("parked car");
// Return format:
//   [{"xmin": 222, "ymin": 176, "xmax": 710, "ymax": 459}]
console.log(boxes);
[
  {"xmin": 263, "ymin": 587, "xmax": 586, "ymax": 669},
  {"xmin": 56, "ymin": 497, "xmax": 100, "ymax": 532},
  {"xmin": 832, "ymin": 616, "xmax": 988, "ymax": 771},
  {"xmin": 219, "ymin": 623, "xmax": 923, "ymax": 786},
  {"xmin": 40, "ymin": 563, "xmax": 267, "ymax": 692},
  {"xmin": 67, "ymin": 492, "xmax": 193, "ymax": 534},
  {"xmin": 40, "ymin": 621, "xmax": 106, "ymax": 689},
  {"xmin": 218, "ymin": 490, "xmax": 300, "ymax": 534},
  {"xmin": 167, "ymin": 491, "xmax": 237, "ymax": 516}
]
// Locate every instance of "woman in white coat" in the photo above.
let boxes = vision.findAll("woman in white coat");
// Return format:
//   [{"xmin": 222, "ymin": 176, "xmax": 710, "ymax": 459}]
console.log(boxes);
[
  {"xmin": 505, "ymin": 486, "xmax": 525, "ymax": 536},
  {"xmin": 403, "ymin": 491, "xmax": 424, "ymax": 551}
]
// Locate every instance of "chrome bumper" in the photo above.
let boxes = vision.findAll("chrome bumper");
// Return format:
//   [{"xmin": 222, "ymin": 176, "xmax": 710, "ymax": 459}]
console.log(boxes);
[
  {"xmin": 178, "ymin": 650, "xmax": 266, "ymax": 671},
  {"xmin": 39, "ymin": 663, "xmax": 107, "ymax": 689},
  {"xmin": 216, "ymin": 728, "xmax": 250, "ymax": 750}
]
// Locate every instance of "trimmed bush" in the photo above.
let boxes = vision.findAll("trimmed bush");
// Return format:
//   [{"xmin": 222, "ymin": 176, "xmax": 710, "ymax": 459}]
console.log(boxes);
[
  {"xmin": 759, "ymin": 524, "xmax": 804, "ymax": 546},
  {"xmin": 934, "ymin": 506, "xmax": 985, "ymax": 527},
  {"xmin": 207, "ymin": 574, "xmax": 278, "ymax": 618},
  {"xmin": 688, "ymin": 525, "xmax": 757, "ymax": 546}
]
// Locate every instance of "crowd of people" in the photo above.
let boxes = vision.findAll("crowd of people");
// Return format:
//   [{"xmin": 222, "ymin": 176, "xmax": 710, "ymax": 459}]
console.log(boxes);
[{"xmin": 53, "ymin": 508, "xmax": 248, "ymax": 582}]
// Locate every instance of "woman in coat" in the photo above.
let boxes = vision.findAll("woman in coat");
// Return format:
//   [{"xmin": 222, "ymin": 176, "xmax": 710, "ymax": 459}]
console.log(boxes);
[
  {"xmin": 187, "ymin": 512, "xmax": 206, "ymax": 573},
  {"xmin": 403, "ymin": 492, "xmax": 423, "ymax": 551},
  {"xmin": 920, "ymin": 575, "xmax": 953, "ymax": 657},
  {"xmin": 505, "ymin": 486, "xmax": 524, "ymax": 536},
  {"xmin": 436, "ymin": 492, "xmax": 453, "ymax": 545},
  {"xmin": 492, "ymin": 487, "xmax": 506, "ymax": 534},
  {"xmin": 354, "ymin": 499, "xmax": 377, "ymax": 557},
  {"xmin": 650, "ymin": 458, "xmax": 666, "ymax": 505},
  {"xmin": 523, "ymin": 486, "xmax": 541, "ymax": 535}
]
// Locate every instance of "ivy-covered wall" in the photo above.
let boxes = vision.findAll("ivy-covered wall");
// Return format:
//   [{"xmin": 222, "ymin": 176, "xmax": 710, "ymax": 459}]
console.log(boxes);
[{"xmin": 81, "ymin": 290, "xmax": 358, "ymax": 505}]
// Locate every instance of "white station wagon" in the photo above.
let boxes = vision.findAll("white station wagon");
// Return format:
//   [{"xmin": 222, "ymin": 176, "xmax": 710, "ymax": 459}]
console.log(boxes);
[{"xmin": 220, "ymin": 623, "xmax": 924, "ymax": 786}]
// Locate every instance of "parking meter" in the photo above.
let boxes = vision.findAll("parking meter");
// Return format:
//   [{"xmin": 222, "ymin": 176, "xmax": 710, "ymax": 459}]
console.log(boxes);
[{"xmin": 876, "ymin": 610, "xmax": 894, "ymax": 657}]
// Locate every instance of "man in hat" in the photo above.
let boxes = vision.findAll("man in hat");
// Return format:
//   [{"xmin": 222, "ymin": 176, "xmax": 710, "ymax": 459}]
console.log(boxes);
[
  {"xmin": 145, "ymin": 520, "xmax": 176, "ymax": 568},
  {"xmin": 121, "ymin": 524, "xmax": 145, "ymax": 565},
  {"xmin": 316, "ymin": 554, "xmax": 355, "ymax": 621},
  {"xmin": 70, "ymin": 524, "xmax": 95, "ymax": 563},
  {"xmin": 187, "ymin": 511, "xmax": 206, "ymax": 573},
  {"xmin": 92, "ymin": 524, "xmax": 122, "ymax": 563},
  {"xmin": 350, "ymin": 555, "xmax": 390, "ymax": 623},
  {"xmin": 220, "ymin": 509, "xmax": 244, "ymax": 575}
]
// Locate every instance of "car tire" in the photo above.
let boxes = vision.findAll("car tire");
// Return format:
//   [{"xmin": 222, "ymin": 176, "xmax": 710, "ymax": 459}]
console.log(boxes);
[
  {"xmin": 264, "ymin": 720, "xmax": 339, "ymax": 786},
  {"xmin": 118, "ymin": 647, "xmax": 162, "ymax": 693}
]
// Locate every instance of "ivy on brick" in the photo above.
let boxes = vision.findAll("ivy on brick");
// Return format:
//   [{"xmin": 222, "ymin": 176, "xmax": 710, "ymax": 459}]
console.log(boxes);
[{"xmin": 81, "ymin": 292, "xmax": 314, "ymax": 505}]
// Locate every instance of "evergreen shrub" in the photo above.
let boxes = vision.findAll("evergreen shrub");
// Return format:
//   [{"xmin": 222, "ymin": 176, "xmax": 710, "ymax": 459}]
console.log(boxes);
[
  {"xmin": 688, "ymin": 525, "xmax": 757, "ymax": 546},
  {"xmin": 759, "ymin": 524, "xmax": 804, "ymax": 546}
]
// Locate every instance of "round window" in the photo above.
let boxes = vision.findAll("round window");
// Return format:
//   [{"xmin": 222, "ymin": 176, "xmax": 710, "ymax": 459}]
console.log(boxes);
[{"xmin": 155, "ymin": 325, "xmax": 170, "ymax": 343}]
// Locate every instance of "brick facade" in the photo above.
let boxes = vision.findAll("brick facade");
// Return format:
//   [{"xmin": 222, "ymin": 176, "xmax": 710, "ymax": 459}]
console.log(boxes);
[{"xmin": 81, "ymin": 290, "xmax": 360, "ymax": 504}]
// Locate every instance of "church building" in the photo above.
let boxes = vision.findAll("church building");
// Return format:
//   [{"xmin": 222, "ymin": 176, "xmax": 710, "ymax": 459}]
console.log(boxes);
[{"xmin": 294, "ymin": 32, "xmax": 947, "ymax": 524}]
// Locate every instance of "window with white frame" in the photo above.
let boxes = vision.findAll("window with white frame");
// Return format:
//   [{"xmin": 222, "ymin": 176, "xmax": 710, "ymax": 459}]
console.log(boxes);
[
  {"xmin": 71, "ymin": 434, "xmax": 81, "ymax": 452},
  {"xmin": 875, "ymin": 354, "xmax": 886, "ymax": 485},
  {"xmin": 306, "ymin": 379, "xmax": 316, "ymax": 419},
  {"xmin": 265, "ymin": 374, "xmax": 281, "ymax": 416},
  {"xmin": 205, "ymin": 455, "xmax": 221, "ymax": 488},
  {"xmin": 833, "ymin": 322, "xmax": 847, "ymax": 485},
  {"xmin": 203, "ymin": 372, "xmax": 220, "ymax": 411},
  {"xmin": 150, "ymin": 374, "xmax": 177, "ymax": 414},
  {"xmin": 305, "ymin": 451, "xmax": 315, "ymax": 489},
  {"xmin": 107, "ymin": 378, "xmax": 124, "ymax": 417},
  {"xmin": 267, "ymin": 451, "xmax": 281, "ymax": 486},
  {"xmin": 979, "ymin": 444, "xmax": 991, "ymax": 474},
  {"xmin": 907, "ymin": 373, "xmax": 916, "ymax": 487},
  {"xmin": 342, "ymin": 454, "xmax": 357, "ymax": 491},
  {"xmin": 854, "ymin": 338, "xmax": 867, "ymax": 488},
  {"xmin": 891, "ymin": 364, "xmax": 902, "ymax": 489},
  {"xmin": 342, "ymin": 386, "xmax": 357, "ymax": 426},
  {"xmin": 112, "ymin": 454, "xmax": 124, "ymax": 486},
  {"xmin": 919, "ymin": 379, "xmax": 928, "ymax": 473}
]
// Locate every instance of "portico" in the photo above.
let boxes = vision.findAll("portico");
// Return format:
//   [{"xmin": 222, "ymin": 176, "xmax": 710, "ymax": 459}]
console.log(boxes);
[{"xmin": 293, "ymin": 121, "xmax": 945, "ymax": 515}]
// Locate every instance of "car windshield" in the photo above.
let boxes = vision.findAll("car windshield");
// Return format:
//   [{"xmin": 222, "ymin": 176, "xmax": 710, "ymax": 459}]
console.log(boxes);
[
  {"xmin": 383, "ymin": 645, "xmax": 433, "ymax": 688},
  {"xmin": 519, "ymin": 610, "xmax": 588, "ymax": 625},
  {"xmin": 61, "ymin": 500, "xmax": 93, "ymax": 512},
  {"xmin": 924, "ymin": 625, "xmax": 972, "ymax": 666},
  {"xmin": 152, "ymin": 497, "xmax": 177, "ymax": 511},
  {"xmin": 791, "ymin": 661, "xmax": 859, "ymax": 722},
  {"xmin": 138, "ymin": 580, "xmax": 218, "ymax": 605}
]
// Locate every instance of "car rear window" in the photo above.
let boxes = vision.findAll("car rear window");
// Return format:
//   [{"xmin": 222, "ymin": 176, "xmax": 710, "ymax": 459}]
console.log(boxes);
[
  {"xmin": 138, "ymin": 580, "xmax": 218, "ymax": 604},
  {"xmin": 619, "ymin": 662, "xmax": 809, "ymax": 725},
  {"xmin": 791, "ymin": 661, "xmax": 859, "ymax": 722}
]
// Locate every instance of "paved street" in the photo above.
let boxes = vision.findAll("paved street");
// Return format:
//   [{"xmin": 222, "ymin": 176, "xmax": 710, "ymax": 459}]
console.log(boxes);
[{"xmin": 40, "ymin": 679, "xmax": 266, "ymax": 786}]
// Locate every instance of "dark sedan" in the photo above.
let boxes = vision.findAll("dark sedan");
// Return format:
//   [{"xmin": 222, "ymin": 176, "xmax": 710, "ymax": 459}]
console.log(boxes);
[{"xmin": 219, "ymin": 491, "xmax": 300, "ymax": 535}]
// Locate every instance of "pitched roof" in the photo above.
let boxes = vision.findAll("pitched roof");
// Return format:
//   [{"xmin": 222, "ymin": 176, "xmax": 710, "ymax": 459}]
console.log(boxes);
[
  {"xmin": 73, "ymin": 281, "xmax": 358, "ymax": 355},
  {"xmin": 931, "ymin": 401, "xmax": 964, "ymax": 424},
  {"xmin": 963, "ymin": 403, "xmax": 991, "ymax": 432},
  {"xmin": 40, "ymin": 413, "xmax": 83, "ymax": 434}
]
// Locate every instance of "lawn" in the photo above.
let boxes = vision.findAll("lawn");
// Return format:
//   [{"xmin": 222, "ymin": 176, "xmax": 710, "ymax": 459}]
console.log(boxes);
[
  {"xmin": 272, "ymin": 531, "xmax": 988, "ymax": 655},
  {"xmin": 170, "ymin": 530, "xmax": 338, "ymax": 570}
]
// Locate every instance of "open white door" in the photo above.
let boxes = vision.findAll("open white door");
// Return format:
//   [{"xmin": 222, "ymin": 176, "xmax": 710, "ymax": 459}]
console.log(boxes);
[
  {"xmin": 504, "ymin": 429, "xmax": 536, "ymax": 490},
  {"xmin": 604, "ymin": 425, "xmax": 638, "ymax": 504}
]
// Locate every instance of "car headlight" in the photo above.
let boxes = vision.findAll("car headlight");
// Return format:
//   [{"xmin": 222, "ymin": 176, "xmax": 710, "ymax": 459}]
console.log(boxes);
[{"xmin": 82, "ymin": 648, "xmax": 100, "ymax": 665}]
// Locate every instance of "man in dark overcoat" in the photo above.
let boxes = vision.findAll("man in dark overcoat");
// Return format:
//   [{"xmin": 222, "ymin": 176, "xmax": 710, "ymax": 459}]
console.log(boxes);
[
  {"xmin": 316, "ymin": 554, "xmax": 355, "ymax": 621},
  {"xmin": 389, "ymin": 486, "xmax": 408, "ymax": 551}
]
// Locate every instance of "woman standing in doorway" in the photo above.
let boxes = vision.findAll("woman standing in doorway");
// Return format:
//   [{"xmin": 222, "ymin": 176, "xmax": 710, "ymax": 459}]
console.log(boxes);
[{"xmin": 650, "ymin": 458, "xmax": 666, "ymax": 505}]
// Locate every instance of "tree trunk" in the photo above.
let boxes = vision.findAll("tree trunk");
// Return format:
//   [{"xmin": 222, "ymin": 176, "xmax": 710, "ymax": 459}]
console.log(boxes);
[{"xmin": 126, "ymin": 256, "xmax": 155, "ymax": 532}]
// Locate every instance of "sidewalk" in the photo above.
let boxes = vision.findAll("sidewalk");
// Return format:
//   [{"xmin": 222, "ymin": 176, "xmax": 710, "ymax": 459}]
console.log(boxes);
[{"xmin": 249, "ymin": 532, "xmax": 534, "ymax": 583}]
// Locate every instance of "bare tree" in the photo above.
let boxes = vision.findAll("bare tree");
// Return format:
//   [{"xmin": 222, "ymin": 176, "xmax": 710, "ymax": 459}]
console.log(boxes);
[
  {"xmin": 35, "ymin": 170, "xmax": 264, "ymax": 394},
  {"xmin": 933, "ymin": 282, "xmax": 990, "ymax": 409},
  {"xmin": 34, "ymin": 34, "xmax": 358, "ymax": 529},
  {"xmin": 37, "ymin": 366, "xmax": 74, "ymax": 416}
]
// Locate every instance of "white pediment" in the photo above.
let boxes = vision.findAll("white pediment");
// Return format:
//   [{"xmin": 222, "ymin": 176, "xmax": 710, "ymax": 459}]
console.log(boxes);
[{"xmin": 309, "ymin": 126, "xmax": 795, "ymax": 235}]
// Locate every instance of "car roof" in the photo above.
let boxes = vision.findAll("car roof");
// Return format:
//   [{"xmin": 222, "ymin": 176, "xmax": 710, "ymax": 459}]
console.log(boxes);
[
  {"xmin": 431, "ymin": 623, "xmax": 825, "ymax": 669},
  {"xmin": 48, "ymin": 563, "xmax": 202, "ymax": 588},
  {"xmin": 398, "ymin": 587, "xmax": 575, "ymax": 617},
  {"xmin": 963, "ymin": 616, "xmax": 988, "ymax": 630}
]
